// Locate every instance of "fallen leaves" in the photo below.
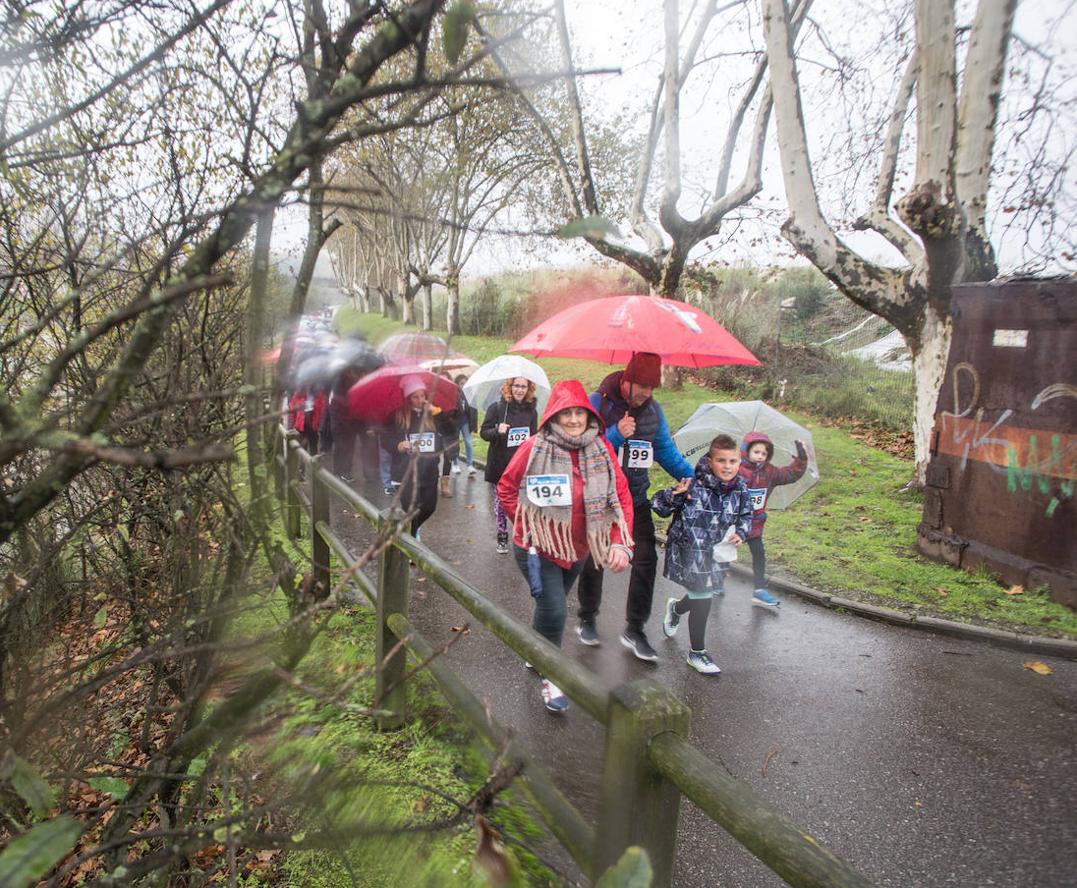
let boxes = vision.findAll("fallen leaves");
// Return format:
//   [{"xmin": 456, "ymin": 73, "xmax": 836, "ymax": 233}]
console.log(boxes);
[
  {"xmin": 1003, "ymin": 585, "xmax": 1025, "ymax": 596},
  {"xmin": 1023, "ymin": 661, "xmax": 1053, "ymax": 676},
  {"xmin": 935, "ymin": 586, "xmax": 949, "ymax": 597}
]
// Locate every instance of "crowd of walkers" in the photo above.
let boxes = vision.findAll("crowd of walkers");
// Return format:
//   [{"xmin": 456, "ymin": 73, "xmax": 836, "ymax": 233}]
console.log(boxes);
[{"xmin": 288, "ymin": 328, "xmax": 807, "ymax": 714}]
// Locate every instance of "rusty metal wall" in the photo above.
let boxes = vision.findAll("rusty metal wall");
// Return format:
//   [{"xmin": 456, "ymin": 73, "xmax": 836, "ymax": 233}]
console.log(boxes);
[{"xmin": 918, "ymin": 277, "xmax": 1076, "ymax": 607}]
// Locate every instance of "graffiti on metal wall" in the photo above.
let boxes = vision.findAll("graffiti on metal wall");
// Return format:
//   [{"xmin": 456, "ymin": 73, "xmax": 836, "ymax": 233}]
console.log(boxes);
[{"xmin": 936, "ymin": 364, "xmax": 1076, "ymax": 517}]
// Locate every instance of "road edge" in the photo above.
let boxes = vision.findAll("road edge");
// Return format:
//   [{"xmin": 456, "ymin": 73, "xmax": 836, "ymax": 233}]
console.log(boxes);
[{"xmin": 726, "ymin": 562, "xmax": 1077, "ymax": 661}]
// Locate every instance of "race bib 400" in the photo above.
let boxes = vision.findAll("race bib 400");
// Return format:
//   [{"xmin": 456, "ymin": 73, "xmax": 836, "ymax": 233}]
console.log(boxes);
[
  {"xmin": 408, "ymin": 432, "xmax": 436, "ymax": 453},
  {"xmin": 526, "ymin": 474, "xmax": 572, "ymax": 507}
]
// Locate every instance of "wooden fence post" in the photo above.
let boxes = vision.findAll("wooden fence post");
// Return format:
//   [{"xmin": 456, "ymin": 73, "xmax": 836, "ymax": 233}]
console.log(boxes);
[
  {"xmin": 376, "ymin": 517, "xmax": 409, "ymax": 730},
  {"xmin": 283, "ymin": 433, "xmax": 301, "ymax": 541},
  {"xmin": 311, "ymin": 454, "xmax": 331, "ymax": 600},
  {"xmin": 593, "ymin": 679, "xmax": 690, "ymax": 886}
]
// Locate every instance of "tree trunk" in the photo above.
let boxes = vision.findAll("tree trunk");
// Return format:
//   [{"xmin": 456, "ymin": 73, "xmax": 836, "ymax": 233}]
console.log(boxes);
[
  {"xmin": 446, "ymin": 267, "xmax": 461, "ymax": 335},
  {"xmin": 910, "ymin": 304, "xmax": 953, "ymax": 485},
  {"xmin": 421, "ymin": 282, "xmax": 433, "ymax": 331},
  {"xmin": 358, "ymin": 285, "xmax": 370, "ymax": 313},
  {"xmin": 379, "ymin": 287, "xmax": 388, "ymax": 317},
  {"xmin": 399, "ymin": 278, "xmax": 414, "ymax": 325}
]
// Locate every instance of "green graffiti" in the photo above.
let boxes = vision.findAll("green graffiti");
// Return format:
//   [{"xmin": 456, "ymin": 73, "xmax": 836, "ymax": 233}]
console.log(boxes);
[{"xmin": 1006, "ymin": 434, "xmax": 1075, "ymax": 516}]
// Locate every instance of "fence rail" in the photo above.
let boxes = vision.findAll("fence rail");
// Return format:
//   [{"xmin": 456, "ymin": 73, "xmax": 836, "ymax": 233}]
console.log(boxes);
[{"xmin": 272, "ymin": 425, "xmax": 875, "ymax": 887}]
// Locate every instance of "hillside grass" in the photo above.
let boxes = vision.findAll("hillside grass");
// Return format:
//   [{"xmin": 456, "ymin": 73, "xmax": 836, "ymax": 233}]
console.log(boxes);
[
  {"xmin": 337, "ymin": 306, "xmax": 1077, "ymax": 638},
  {"xmin": 229, "ymin": 438, "xmax": 554, "ymax": 886}
]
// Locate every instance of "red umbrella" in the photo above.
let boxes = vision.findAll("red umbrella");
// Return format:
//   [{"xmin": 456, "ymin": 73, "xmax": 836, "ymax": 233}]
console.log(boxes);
[
  {"xmin": 377, "ymin": 332, "xmax": 451, "ymax": 364},
  {"xmin": 346, "ymin": 364, "xmax": 459, "ymax": 424},
  {"xmin": 509, "ymin": 294, "xmax": 759, "ymax": 368}
]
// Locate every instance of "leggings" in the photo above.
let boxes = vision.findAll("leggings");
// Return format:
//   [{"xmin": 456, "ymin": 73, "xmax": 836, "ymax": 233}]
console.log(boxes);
[
  {"xmin": 401, "ymin": 481, "xmax": 437, "ymax": 536},
  {"xmin": 746, "ymin": 536, "xmax": 766, "ymax": 588},
  {"xmin": 493, "ymin": 490, "xmax": 508, "ymax": 536}
]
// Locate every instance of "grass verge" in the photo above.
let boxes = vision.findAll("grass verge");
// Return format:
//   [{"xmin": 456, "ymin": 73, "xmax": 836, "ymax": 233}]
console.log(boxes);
[{"xmin": 336, "ymin": 307, "xmax": 1077, "ymax": 639}]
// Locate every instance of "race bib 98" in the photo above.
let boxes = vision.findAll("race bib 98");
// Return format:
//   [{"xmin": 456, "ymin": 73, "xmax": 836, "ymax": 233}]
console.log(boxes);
[
  {"xmin": 526, "ymin": 474, "xmax": 572, "ymax": 507},
  {"xmin": 507, "ymin": 426, "xmax": 530, "ymax": 448},
  {"xmin": 408, "ymin": 432, "xmax": 436, "ymax": 453},
  {"xmin": 625, "ymin": 439, "xmax": 654, "ymax": 469}
]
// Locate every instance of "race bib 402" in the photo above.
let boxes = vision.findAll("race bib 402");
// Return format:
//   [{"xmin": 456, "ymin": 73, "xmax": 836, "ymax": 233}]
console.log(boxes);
[
  {"xmin": 526, "ymin": 474, "xmax": 572, "ymax": 507},
  {"xmin": 507, "ymin": 426, "xmax": 530, "ymax": 448}
]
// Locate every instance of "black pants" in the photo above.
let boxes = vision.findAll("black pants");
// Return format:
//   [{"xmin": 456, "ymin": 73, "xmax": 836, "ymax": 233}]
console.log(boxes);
[
  {"xmin": 577, "ymin": 501, "xmax": 657, "ymax": 631},
  {"xmin": 401, "ymin": 480, "xmax": 437, "ymax": 536},
  {"xmin": 746, "ymin": 536, "xmax": 766, "ymax": 588},
  {"xmin": 331, "ymin": 417, "xmax": 358, "ymax": 477}
]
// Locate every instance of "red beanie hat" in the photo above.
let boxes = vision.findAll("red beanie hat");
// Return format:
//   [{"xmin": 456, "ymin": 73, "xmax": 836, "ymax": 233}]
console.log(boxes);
[{"xmin": 623, "ymin": 352, "xmax": 662, "ymax": 388}]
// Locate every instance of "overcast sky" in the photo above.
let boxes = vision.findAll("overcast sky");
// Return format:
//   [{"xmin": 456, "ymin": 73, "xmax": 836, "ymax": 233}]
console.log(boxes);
[{"xmin": 274, "ymin": 0, "xmax": 1077, "ymax": 285}]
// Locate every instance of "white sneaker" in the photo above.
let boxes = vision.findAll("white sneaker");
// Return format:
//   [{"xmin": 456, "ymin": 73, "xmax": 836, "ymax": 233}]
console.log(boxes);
[
  {"xmin": 467, "ymin": 466, "xmax": 478, "ymax": 477},
  {"xmin": 686, "ymin": 649, "xmax": 721, "ymax": 675},
  {"xmin": 540, "ymin": 679, "xmax": 569, "ymax": 713},
  {"xmin": 451, "ymin": 462, "xmax": 461, "ymax": 475}
]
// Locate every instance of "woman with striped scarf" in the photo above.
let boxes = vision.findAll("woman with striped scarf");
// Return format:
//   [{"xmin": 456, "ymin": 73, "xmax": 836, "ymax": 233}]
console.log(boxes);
[{"xmin": 497, "ymin": 380, "xmax": 634, "ymax": 713}]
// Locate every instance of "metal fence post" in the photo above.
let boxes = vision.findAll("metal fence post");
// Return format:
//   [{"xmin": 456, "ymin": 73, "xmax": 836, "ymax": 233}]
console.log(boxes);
[
  {"xmin": 311, "ymin": 454, "xmax": 331, "ymax": 600},
  {"xmin": 283, "ymin": 432, "xmax": 301, "ymax": 541},
  {"xmin": 593, "ymin": 679, "xmax": 690, "ymax": 886},
  {"xmin": 376, "ymin": 517, "xmax": 409, "ymax": 730}
]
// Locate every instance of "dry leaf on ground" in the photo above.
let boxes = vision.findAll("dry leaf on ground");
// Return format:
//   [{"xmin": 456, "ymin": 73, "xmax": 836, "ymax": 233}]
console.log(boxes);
[{"xmin": 1023, "ymin": 661, "xmax": 1052, "ymax": 675}]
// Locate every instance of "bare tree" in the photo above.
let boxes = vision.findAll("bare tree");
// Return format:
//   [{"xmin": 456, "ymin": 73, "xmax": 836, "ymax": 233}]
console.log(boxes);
[
  {"xmin": 762, "ymin": 0, "xmax": 1025, "ymax": 480},
  {"xmin": 496, "ymin": 0, "xmax": 806, "ymax": 297}
]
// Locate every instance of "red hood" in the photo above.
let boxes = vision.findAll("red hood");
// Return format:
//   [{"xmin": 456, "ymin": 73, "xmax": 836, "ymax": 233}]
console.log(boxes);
[
  {"xmin": 539, "ymin": 379, "xmax": 605, "ymax": 430},
  {"xmin": 742, "ymin": 430, "xmax": 774, "ymax": 462}
]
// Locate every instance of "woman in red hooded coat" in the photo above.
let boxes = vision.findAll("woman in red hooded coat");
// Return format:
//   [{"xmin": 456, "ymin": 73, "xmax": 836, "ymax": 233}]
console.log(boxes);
[{"xmin": 498, "ymin": 380, "xmax": 634, "ymax": 713}]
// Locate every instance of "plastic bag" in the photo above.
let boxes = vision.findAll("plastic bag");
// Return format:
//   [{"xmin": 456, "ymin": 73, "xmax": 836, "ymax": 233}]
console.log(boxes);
[{"xmin": 712, "ymin": 525, "xmax": 739, "ymax": 563}]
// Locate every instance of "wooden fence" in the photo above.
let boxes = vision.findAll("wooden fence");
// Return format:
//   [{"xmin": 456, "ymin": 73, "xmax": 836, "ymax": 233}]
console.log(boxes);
[{"xmin": 273, "ymin": 427, "xmax": 875, "ymax": 887}]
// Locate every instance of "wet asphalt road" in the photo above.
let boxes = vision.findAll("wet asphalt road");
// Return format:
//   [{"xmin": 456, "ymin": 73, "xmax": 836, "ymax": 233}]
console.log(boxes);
[{"xmin": 328, "ymin": 471, "xmax": 1077, "ymax": 888}]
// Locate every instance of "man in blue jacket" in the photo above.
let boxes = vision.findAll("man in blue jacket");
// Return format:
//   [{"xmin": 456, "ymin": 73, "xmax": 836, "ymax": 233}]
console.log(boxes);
[{"xmin": 577, "ymin": 352, "xmax": 694, "ymax": 661}]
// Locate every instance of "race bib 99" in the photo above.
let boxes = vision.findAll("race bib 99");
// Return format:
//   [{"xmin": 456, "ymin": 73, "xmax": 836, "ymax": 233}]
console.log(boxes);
[
  {"xmin": 526, "ymin": 474, "xmax": 572, "ymax": 507},
  {"xmin": 408, "ymin": 432, "xmax": 436, "ymax": 453},
  {"xmin": 507, "ymin": 426, "xmax": 530, "ymax": 448},
  {"xmin": 625, "ymin": 439, "xmax": 654, "ymax": 469}
]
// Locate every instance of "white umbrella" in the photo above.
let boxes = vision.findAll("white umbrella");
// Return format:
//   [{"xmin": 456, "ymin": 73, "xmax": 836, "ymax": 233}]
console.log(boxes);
[
  {"xmin": 672, "ymin": 401, "xmax": 820, "ymax": 509},
  {"xmin": 419, "ymin": 354, "xmax": 481, "ymax": 377},
  {"xmin": 463, "ymin": 355, "xmax": 551, "ymax": 413}
]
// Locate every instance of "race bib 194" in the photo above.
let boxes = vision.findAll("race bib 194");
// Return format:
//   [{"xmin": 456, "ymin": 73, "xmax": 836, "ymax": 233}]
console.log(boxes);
[
  {"xmin": 526, "ymin": 474, "xmax": 572, "ymax": 507},
  {"xmin": 408, "ymin": 432, "xmax": 436, "ymax": 453},
  {"xmin": 748, "ymin": 487, "xmax": 767, "ymax": 510},
  {"xmin": 507, "ymin": 426, "xmax": 530, "ymax": 448},
  {"xmin": 625, "ymin": 439, "xmax": 654, "ymax": 469}
]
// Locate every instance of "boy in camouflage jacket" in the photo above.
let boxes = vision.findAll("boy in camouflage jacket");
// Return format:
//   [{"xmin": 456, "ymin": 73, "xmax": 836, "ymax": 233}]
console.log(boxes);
[{"xmin": 651, "ymin": 434, "xmax": 752, "ymax": 674}]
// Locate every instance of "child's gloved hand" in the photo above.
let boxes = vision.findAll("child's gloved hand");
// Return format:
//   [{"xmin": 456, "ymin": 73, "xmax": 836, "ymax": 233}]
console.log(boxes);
[
  {"xmin": 672, "ymin": 477, "xmax": 692, "ymax": 496},
  {"xmin": 795, "ymin": 440, "xmax": 807, "ymax": 459}
]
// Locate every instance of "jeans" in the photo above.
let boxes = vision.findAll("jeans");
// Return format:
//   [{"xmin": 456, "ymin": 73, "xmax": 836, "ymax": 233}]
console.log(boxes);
[
  {"xmin": 378, "ymin": 444, "xmax": 392, "ymax": 487},
  {"xmin": 513, "ymin": 545, "xmax": 584, "ymax": 647},
  {"xmin": 578, "ymin": 501, "xmax": 657, "ymax": 631},
  {"xmin": 458, "ymin": 421, "xmax": 474, "ymax": 467},
  {"xmin": 746, "ymin": 536, "xmax": 766, "ymax": 588}
]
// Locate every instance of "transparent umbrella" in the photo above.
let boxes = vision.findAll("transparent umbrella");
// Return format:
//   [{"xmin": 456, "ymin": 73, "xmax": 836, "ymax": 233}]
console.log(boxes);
[
  {"xmin": 672, "ymin": 401, "xmax": 820, "ymax": 509},
  {"xmin": 463, "ymin": 355, "xmax": 551, "ymax": 413}
]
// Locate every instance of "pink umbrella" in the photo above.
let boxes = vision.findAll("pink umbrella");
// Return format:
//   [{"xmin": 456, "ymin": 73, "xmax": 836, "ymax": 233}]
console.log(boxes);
[
  {"xmin": 377, "ymin": 332, "xmax": 451, "ymax": 364},
  {"xmin": 347, "ymin": 364, "xmax": 459, "ymax": 424},
  {"xmin": 510, "ymin": 294, "xmax": 759, "ymax": 368}
]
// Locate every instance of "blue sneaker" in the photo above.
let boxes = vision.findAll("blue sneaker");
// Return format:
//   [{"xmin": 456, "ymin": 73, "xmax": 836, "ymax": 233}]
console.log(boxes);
[{"xmin": 752, "ymin": 588, "xmax": 780, "ymax": 608}]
